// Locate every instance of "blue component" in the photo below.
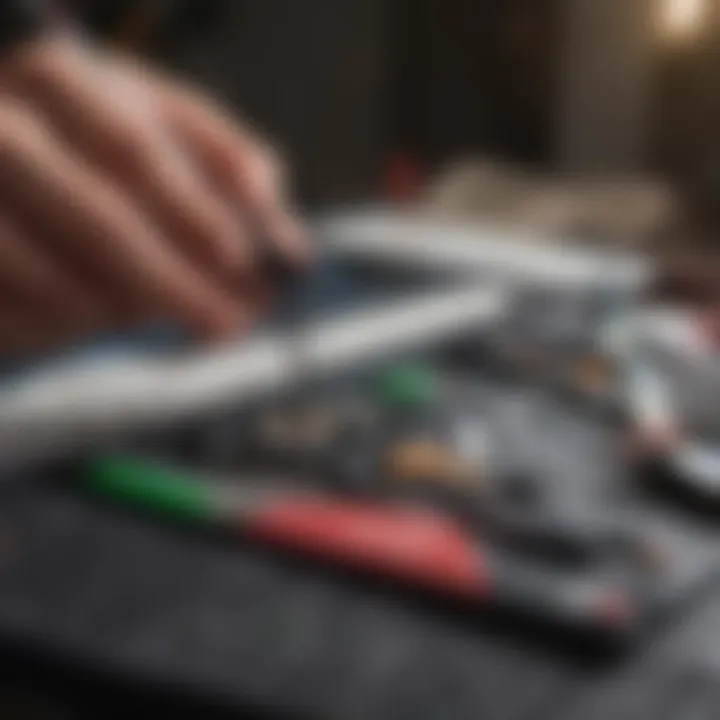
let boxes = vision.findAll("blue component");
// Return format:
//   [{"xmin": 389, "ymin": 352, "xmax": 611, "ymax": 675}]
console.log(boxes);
[
  {"xmin": 0, "ymin": 323, "xmax": 187, "ymax": 383},
  {"xmin": 0, "ymin": 255, "xmax": 362, "ymax": 385},
  {"xmin": 0, "ymin": 253, "xmax": 439, "ymax": 386}
]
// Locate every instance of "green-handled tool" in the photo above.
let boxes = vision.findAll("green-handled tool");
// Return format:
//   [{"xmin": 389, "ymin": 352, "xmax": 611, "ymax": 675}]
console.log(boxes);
[
  {"xmin": 79, "ymin": 454, "xmax": 638, "ymax": 637},
  {"xmin": 82, "ymin": 454, "xmax": 488, "ymax": 599}
]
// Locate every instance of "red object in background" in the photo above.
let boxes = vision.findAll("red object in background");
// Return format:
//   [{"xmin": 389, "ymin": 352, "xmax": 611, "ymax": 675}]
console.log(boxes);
[
  {"xmin": 384, "ymin": 153, "xmax": 424, "ymax": 204},
  {"xmin": 249, "ymin": 499, "xmax": 486, "ymax": 599}
]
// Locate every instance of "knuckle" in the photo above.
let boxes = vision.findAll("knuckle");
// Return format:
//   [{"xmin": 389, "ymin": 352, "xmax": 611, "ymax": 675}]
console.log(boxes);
[
  {"xmin": 7, "ymin": 33, "xmax": 91, "ymax": 94},
  {"xmin": 251, "ymin": 142, "xmax": 285, "ymax": 196},
  {"xmin": 238, "ymin": 148, "xmax": 281, "ymax": 204},
  {"xmin": 6, "ymin": 36, "xmax": 78, "ymax": 98},
  {"xmin": 7, "ymin": 42, "xmax": 55, "ymax": 85}
]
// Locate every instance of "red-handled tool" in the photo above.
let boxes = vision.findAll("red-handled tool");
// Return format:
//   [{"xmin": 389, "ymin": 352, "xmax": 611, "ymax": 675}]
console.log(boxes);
[
  {"xmin": 248, "ymin": 498, "xmax": 487, "ymax": 599},
  {"xmin": 81, "ymin": 454, "xmax": 639, "ymax": 637}
]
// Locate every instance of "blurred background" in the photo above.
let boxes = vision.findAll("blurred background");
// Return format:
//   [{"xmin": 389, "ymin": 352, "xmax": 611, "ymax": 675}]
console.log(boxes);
[
  {"xmin": 3, "ymin": 5, "xmax": 720, "ymax": 718},
  {"xmin": 73, "ymin": 0, "xmax": 720, "ymax": 249}
]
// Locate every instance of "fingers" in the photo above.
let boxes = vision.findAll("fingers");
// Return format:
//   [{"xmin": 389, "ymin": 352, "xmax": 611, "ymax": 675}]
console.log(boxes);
[
  {"xmin": 0, "ymin": 36, "xmax": 303, "ymax": 348},
  {"xmin": 117, "ymin": 122, "xmax": 250, "ymax": 275},
  {"xmin": 3, "ymin": 37, "xmax": 249, "ymax": 277},
  {"xmin": 0, "ymin": 101, "xmax": 244, "ymax": 339},
  {"xmin": 156, "ymin": 80, "xmax": 308, "ymax": 264}
]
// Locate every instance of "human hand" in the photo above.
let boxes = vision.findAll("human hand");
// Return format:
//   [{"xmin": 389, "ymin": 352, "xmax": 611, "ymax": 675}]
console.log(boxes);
[{"xmin": 0, "ymin": 31, "xmax": 306, "ymax": 356}]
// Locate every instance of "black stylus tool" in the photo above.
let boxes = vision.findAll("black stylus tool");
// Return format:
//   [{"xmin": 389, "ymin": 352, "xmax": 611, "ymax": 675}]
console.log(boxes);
[
  {"xmin": 258, "ymin": 242, "xmax": 305, "ymax": 285},
  {"xmin": 256, "ymin": 239, "xmax": 316, "ymax": 384}
]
